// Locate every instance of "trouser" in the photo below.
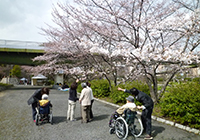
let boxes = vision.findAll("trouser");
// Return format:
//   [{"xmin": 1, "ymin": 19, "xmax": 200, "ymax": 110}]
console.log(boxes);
[
  {"xmin": 31, "ymin": 102, "xmax": 37, "ymax": 120},
  {"xmin": 90, "ymin": 100, "xmax": 94, "ymax": 118},
  {"xmin": 67, "ymin": 100, "xmax": 76, "ymax": 121},
  {"xmin": 81, "ymin": 105, "xmax": 90, "ymax": 123},
  {"xmin": 141, "ymin": 106, "xmax": 153, "ymax": 135}
]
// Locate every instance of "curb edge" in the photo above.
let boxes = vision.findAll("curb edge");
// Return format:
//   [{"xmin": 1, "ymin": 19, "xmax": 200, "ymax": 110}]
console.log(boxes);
[{"xmin": 94, "ymin": 97, "xmax": 200, "ymax": 135}]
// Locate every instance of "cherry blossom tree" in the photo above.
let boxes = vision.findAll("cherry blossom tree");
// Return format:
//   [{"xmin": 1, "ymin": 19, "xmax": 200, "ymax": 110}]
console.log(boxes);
[
  {"xmin": 173, "ymin": 0, "xmax": 200, "ymax": 52},
  {"xmin": 33, "ymin": 0, "xmax": 200, "ymax": 103}
]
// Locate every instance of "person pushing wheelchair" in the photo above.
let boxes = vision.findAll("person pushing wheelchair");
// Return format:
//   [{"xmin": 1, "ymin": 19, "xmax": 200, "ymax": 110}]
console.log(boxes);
[{"xmin": 118, "ymin": 87, "xmax": 154, "ymax": 140}]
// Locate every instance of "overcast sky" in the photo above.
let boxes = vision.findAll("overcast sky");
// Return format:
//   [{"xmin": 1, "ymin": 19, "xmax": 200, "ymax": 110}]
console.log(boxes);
[{"xmin": 0, "ymin": 0, "xmax": 72, "ymax": 43}]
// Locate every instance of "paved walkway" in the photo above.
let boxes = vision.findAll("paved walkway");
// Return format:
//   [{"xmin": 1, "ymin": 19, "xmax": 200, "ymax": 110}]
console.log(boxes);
[{"xmin": 0, "ymin": 86, "xmax": 200, "ymax": 140}]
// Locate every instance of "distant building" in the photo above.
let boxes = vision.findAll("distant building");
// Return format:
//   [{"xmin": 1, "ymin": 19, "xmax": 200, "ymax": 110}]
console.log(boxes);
[{"xmin": 31, "ymin": 74, "xmax": 47, "ymax": 86}]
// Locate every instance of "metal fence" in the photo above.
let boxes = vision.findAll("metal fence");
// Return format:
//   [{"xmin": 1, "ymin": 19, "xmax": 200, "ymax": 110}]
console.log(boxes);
[{"xmin": 0, "ymin": 39, "xmax": 45, "ymax": 50}]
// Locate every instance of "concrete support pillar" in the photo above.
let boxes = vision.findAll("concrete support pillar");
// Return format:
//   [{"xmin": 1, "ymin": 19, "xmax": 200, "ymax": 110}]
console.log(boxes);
[{"xmin": 54, "ymin": 72, "xmax": 64, "ymax": 85}]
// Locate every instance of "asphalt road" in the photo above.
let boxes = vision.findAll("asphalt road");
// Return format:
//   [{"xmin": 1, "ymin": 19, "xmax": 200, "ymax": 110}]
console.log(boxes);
[{"xmin": 0, "ymin": 86, "xmax": 200, "ymax": 140}]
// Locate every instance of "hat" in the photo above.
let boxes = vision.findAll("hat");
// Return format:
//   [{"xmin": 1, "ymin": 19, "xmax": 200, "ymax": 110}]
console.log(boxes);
[
  {"xmin": 42, "ymin": 94, "xmax": 48, "ymax": 100},
  {"xmin": 126, "ymin": 96, "xmax": 134, "ymax": 103},
  {"xmin": 81, "ymin": 83, "xmax": 87, "ymax": 88}
]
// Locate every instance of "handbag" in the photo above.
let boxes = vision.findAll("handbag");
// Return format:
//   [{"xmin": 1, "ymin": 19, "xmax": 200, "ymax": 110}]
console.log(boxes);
[{"xmin": 27, "ymin": 96, "xmax": 36, "ymax": 105}]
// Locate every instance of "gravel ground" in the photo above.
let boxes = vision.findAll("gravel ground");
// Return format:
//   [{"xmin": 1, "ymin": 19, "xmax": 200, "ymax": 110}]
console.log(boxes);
[{"xmin": 0, "ymin": 86, "xmax": 200, "ymax": 140}]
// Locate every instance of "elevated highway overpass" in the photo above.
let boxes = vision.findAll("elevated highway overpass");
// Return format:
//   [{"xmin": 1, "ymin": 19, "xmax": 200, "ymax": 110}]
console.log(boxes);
[
  {"xmin": 0, "ymin": 39, "xmax": 45, "ymax": 66},
  {"xmin": 0, "ymin": 39, "xmax": 64, "ymax": 85}
]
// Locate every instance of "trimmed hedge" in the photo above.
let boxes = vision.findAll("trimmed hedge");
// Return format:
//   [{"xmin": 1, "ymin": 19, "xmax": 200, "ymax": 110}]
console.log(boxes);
[
  {"xmin": 110, "ymin": 81, "xmax": 149, "ymax": 104},
  {"xmin": 160, "ymin": 81, "xmax": 200, "ymax": 129},
  {"xmin": 0, "ymin": 83, "xmax": 13, "ymax": 92},
  {"xmin": 90, "ymin": 79, "xmax": 110, "ymax": 98},
  {"xmin": 77, "ymin": 79, "xmax": 110, "ymax": 98},
  {"xmin": 77, "ymin": 79, "xmax": 200, "ymax": 129}
]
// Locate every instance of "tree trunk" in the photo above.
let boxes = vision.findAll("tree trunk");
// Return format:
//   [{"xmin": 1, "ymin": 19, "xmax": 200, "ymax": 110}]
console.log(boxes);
[
  {"xmin": 146, "ymin": 77, "xmax": 158, "ymax": 104},
  {"xmin": 103, "ymin": 73, "xmax": 112, "ymax": 92},
  {"xmin": 158, "ymin": 70, "xmax": 178, "ymax": 99}
]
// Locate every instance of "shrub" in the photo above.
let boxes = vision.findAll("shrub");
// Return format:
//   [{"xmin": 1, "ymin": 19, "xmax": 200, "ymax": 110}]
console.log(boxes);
[
  {"xmin": 0, "ymin": 83, "xmax": 13, "ymax": 91},
  {"xmin": 77, "ymin": 83, "xmax": 82, "ymax": 93},
  {"xmin": 77, "ymin": 79, "xmax": 110, "ymax": 98},
  {"xmin": 90, "ymin": 79, "xmax": 110, "ymax": 98},
  {"xmin": 0, "ymin": 83, "xmax": 9, "ymax": 86},
  {"xmin": 110, "ymin": 81, "xmax": 149, "ymax": 104},
  {"xmin": 47, "ymin": 80, "xmax": 54, "ymax": 85},
  {"xmin": 160, "ymin": 81, "xmax": 200, "ymax": 129},
  {"xmin": 192, "ymin": 77, "xmax": 200, "ymax": 83},
  {"xmin": 110, "ymin": 86, "xmax": 130, "ymax": 104}
]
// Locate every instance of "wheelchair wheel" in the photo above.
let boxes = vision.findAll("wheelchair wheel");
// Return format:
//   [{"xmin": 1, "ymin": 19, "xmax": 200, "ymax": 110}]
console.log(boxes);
[
  {"xmin": 109, "ymin": 128, "xmax": 115, "ymax": 134},
  {"xmin": 129, "ymin": 116, "xmax": 143, "ymax": 138},
  {"xmin": 35, "ymin": 114, "xmax": 39, "ymax": 126},
  {"xmin": 115, "ymin": 117, "xmax": 128, "ymax": 139}
]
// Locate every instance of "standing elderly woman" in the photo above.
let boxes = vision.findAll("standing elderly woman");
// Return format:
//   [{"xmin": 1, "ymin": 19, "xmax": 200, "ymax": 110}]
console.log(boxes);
[
  {"xmin": 79, "ymin": 83, "xmax": 91, "ymax": 123},
  {"xmin": 27, "ymin": 87, "xmax": 50, "ymax": 122},
  {"xmin": 67, "ymin": 79, "xmax": 79, "ymax": 121}
]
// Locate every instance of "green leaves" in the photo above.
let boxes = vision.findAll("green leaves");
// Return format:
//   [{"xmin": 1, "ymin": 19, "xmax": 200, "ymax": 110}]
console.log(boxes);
[
  {"xmin": 160, "ymin": 81, "xmax": 200, "ymax": 129},
  {"xmin": 10, "ymin": 65, "xmax": 21, "ymax": 78},
  {"xmin": 110, "ymin": 81, "xmax": 149, "ymax": 104},
  {"xmin": 90, "ymin": 79, "xmax": 110, "ymax": 98}
]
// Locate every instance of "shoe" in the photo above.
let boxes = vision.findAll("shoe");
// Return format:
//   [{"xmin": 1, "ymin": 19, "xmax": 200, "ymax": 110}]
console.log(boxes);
[
  {"xmin": 144, "ymin": 135, "xmax": 153, "ymax": 140},
  {"xmin": 33, "ymin": 120, "xmax": 36, "ymax": 123},
  {"xmin": 82, "ymin": 120, "xmax": 88, "ymax": 123},
  {"xmin": 71, "ymin": 119, "xmax": 77, "ymax": 121},
  {"xmin": 87, "ymin": 119, "xmax": 92, "ymax": 122}
]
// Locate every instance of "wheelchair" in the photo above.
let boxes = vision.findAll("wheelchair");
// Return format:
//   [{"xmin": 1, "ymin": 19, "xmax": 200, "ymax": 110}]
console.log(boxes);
[
  {"xmin": 109, "ymin": 109, "xmax": 143, "ymax": 139},
  {"xmin": 35, "ymin": 101, "xmax": 53, "ymax": 125}
]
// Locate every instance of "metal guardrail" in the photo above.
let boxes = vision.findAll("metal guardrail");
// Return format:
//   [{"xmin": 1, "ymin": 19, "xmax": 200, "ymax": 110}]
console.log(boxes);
[
  {"xmin": 0, "ymin": 39, "xmax": 45, "ymax": 50},
  {"xmin": 0, "ymin": 39, "xmax": 45, "ymax": 53}
]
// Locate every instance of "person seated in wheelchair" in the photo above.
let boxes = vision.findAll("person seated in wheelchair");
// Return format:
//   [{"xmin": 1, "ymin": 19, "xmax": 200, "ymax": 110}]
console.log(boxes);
[
  {"xmin": 38, "ymin": 94, "xmax": 52, "ymax": 119},
  {"xmin": 109, "ymin": 95, "xmax": 136, "ymax": 128}
]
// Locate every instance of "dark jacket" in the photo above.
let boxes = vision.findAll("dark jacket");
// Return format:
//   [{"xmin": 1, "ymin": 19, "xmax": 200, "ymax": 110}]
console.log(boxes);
[
  {"xmin": 125, "ymin": 89, "xmax": 154, "ymax": 109},
  {"xmin": 27, "ymin": 89, "xmax": 42, "ymax": 105},
  {"xmin": 68, "ymin": 88, "xmax": 79, "ymax": 102}
]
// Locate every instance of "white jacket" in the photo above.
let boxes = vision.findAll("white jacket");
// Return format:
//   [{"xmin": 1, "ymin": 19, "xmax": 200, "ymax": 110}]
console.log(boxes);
[{"xmin": 79, "ymin": 87, "xmax": 91, "ymax": 106}]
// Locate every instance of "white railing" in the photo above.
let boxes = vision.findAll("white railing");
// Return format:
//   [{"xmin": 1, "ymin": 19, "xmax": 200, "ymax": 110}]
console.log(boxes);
[{"xmin": 0, "ymin": 39, "xmax": 45, "ymax": 50}]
